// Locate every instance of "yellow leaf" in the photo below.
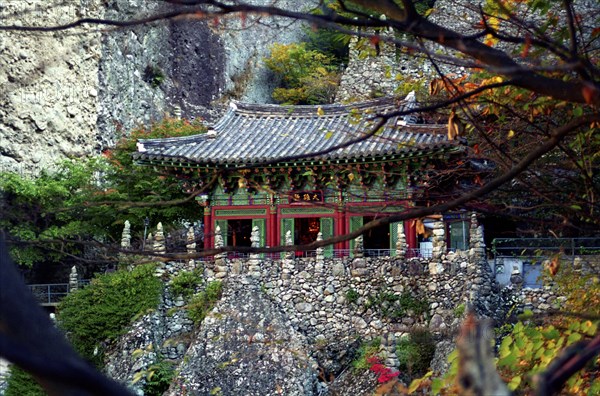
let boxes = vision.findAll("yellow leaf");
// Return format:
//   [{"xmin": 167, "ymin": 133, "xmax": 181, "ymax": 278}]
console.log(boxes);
[
  {"xmin": 508, "ymin": 130, "xmax": 515, "ymax": 138},
  {"xmin": 508, "ymin": 375, "xmax": 522, "ymax": 391},
  {"xmin": 317, "ymin": 106, "xmax": 324, "ymax": 116},
  {"xmin": 447, "ymin": 110, "xmax": 464, "ymax": 140},
  {"xmin": 132, "ymin": 371, "xmax": 144, "ymax": 384}
]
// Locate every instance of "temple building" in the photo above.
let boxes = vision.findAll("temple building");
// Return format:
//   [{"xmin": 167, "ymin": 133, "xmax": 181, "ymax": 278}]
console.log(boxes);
[{"xmin": 134, "ymin": 94, "xmax": 471, "ymax": 256}]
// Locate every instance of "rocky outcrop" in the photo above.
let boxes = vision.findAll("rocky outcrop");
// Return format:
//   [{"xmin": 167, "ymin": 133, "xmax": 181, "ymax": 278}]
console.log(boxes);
[
  {"xmin": 1, "ymin": 0, "xmax": 312, "ymax": 175},
  {"xmin": 0, "ymin": 1, "xmax": 103, "ymax": 175},
  {"xmin": 166, "ymin": 279, "xmax": 318, "ymax": 396}
]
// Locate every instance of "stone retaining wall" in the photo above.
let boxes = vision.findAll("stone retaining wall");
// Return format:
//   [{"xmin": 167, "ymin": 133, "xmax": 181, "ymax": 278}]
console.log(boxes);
[{"xmin": 104, "ymin": 213, "xmax": 534, "ymax": 393}]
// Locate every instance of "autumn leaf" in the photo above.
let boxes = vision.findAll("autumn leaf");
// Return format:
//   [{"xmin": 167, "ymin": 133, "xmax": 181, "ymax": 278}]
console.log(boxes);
[
  {"xmin": 317, "ymin": 106, "xmax": 324, "ymax": 116},
  {"xmin": 369, "ymin": 35, "xmax": 380, "ymax": 46},
  {"xmin": 521, "ymin": 34, "xmax": 531, "ymax": 58},
  {"xmin": 447, "ymin": 110, "xmax": 465, "ymax": 140},
  {"xmin": 582, "ymin": 83, "xmax": 597, "ymax": 104},
  {"xmin": 429, "ymin": 78, "xmax": 445, "ymax": 95},
  {"xmin": 546, "ymin": 253, "xmax": 561, "ymax": 276}
]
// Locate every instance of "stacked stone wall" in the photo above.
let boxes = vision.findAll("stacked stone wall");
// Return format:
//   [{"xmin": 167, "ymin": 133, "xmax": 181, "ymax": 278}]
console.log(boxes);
[{"xmin": 204, "ymin": 253, "xmax": 482, "ymax": 341}]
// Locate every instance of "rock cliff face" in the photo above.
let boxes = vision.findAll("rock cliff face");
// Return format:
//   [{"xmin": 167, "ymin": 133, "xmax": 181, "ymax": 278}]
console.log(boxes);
[
  {"xmin": 0, "ymin": 0, "xmax": 311, "ymax": 175},
  {"xmin": 166, "ymin": 280, "xmax": 318, "ymax": 396},
  {"xmin": 0, "ymin": 0, "xmax": 103, "ymax": 175}
]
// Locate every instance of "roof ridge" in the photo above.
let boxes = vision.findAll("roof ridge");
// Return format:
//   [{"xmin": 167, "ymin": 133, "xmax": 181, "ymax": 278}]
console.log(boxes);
[{"xmin": 229, "ymin": 96, "xmax": 403, "ymax": 117}]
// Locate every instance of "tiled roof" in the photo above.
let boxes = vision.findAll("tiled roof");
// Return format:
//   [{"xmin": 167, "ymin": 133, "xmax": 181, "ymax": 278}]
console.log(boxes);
[{"xmin": 134, "ymin": 95, "xmax": 459, "ymax": 168}]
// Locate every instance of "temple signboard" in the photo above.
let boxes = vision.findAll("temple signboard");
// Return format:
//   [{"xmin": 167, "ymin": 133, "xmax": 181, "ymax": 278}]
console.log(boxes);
[{"xmin": 289, "ymin": 190, "xmax": 323, "ymax": 204}]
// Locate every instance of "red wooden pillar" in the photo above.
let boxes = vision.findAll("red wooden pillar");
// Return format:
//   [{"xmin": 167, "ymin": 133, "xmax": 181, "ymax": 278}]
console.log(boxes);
[
  {"xmin": 203, "ymin": 206, "xmax": 212, "ymax": 250},
  {"xmin": 405, "ymin": 220, "xmax": 416, "ymax": 251},
  {"xmin": 335, "ymin": 205, "xmax": 345, "ymax": 250},
  {"xmin": 268, "ymin": 207, "xmax": 277, "ymax": 248}
]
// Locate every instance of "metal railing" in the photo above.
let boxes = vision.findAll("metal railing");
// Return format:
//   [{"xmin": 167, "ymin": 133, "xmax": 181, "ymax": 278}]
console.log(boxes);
[
  {"xmin": 28, "ymin": 280, "xmax": 89, "ymax": 305},
  {"xmin": 28, "ymin": 283, "xmax": 70, "ymax": 305},
  {"xmin": 492, "ymin": 237, "xmax": 600, "ymax": 258},
  {"xmin": 195, "ymin": 248, "xmax": 434, "ymax": 260}
]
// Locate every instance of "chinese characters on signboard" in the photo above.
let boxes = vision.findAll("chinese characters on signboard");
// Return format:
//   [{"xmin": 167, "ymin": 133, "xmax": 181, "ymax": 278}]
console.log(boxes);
[{"xmin": 289, "ymin": 190, "xmax": 323, "ymax": 203}]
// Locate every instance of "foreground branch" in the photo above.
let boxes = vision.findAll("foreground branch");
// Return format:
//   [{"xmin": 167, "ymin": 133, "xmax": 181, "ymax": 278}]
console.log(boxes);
[{"xmin": 0, "ymin": 239, "xmax": 132, "ymax": 395}]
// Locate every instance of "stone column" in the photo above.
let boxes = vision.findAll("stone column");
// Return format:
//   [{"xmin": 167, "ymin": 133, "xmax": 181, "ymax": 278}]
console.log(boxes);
[
  {"xmin": 69, "ymin": 266, "xmax": 79, "ymax": 293},
  {"xmin": 351, "ymin": 236, "xmax": 368, "ymax": 277},
  {"xmin": 120, "ymin": 220, "xmax": 131, "ymax": 250},
  {"xmin": 282, "ymin": 230, "xmax": 295, "ymax": 283},
  {"xmin": 186, "ymin": 226, "xmax": 196, "ymax": 269},
  {"xmin": 145, "ymin": 232, "xmax": 153, "ymax": 252},
  {"xmin": 119, "ymin": 220, "xmax": 131, "ymax": 264},
  {"xmin": 153, "ymin": 222, "xmax": 166, "ymax": 255},
  {"xmin": 353, "ymin": 235, "xmax": 364, "ymax": 258},
  {"xmin": 468, "ymin": 213, "xmax": 486, "ymax": 264},
  {"xmin": 315, "ymin": 232, "xmax": 324, "ymax": 273},
  {"xmin": 247, "ymin": 226, "xmax": 262, "ymax": 279},
  {"xmin": 214, "ymin": 225, "xmax": 228, "ymax": 279},
  {"xmin": 381, "ymin": 332, "xmax": 399, "ymax": 369},
  {"xmin": 429, "ymin": 220, "xmax": 446, "ymax": 274},
  {"xmin": 395, "ymin": 223, "xmax": 406, "ymax": 259}
]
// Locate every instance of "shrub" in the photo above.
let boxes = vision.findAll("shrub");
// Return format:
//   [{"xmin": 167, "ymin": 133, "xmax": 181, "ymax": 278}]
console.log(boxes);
[
  {"xmin": 352, "ymin": 338, "xmax": 381, "ymax": 370},
  {"xmin": 345, "ymin": 288, "xmax": 359, "ymax": 304},
  {"xmin": 187, "ymin": 281, "xmax": 223, "ymax": 325},
  {"xmin": 365, "ymin": 290, "xmax": 429, "ymax": 319},
  {"xmin": 367, "ymin": 356, "xmax": 400, "ymax": 384},
  {"xmin": 4, "ymin": 366, "xmax": 46, "ymax": 396},
  {"xmin": 264, "ymin": 42, "xmax": 340, "ymax": 105},
  {"xmin": 142, "ymin": 359, "xmax": 176, "ymax": 396},
  {"xmin": 454, "ymin": 303, "xmax": 466, "ymax": 318},
  {"xmin": 57, "ymin": 263, "xmax": 162, "ymax": 366},
  {"xmin": 170, "ymin": 268, "xmax": 204, "ymax": 301},
  {"xmin": 396, "ymin": 329, "xmax": 436, "ymax": 377}
]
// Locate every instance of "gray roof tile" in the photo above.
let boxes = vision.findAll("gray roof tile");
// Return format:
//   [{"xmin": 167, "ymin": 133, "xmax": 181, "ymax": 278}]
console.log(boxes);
[{"xmin": 134, "ymin": 96, "xmax": 458, "ymax": 167}]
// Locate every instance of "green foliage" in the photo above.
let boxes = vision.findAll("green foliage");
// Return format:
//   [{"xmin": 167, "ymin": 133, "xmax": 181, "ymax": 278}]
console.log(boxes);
[
  {"xmin": 416, "ymin": 263, "xmax": 600, "ymax": 395},
  {"xmin": 303, "ymin": 6, "xmax": 349, "ymax": 64},
  {"xmin": 169, "ymin": 268, "xmax": 204, "ymax": 301},
  {"xmin": 496, "ymin": 319, "xmax": 598, "ymax": 394},
  {"xmin": 365, "ymin": 290, "xmax": 428, "ymax": 319},
  {"xmin": 57, "ymin": 263, "xmax": 162, "ymax": 366},
  {"xmin": 396, "ymin": 329, "xmax": 436, "ymax": 377},
  {"xmin": 0, "ymin": 159, "xmax": 110, "ymax": 266},
  {"xmin": 454, "ymin": 303, "xmax": 466, "ymax": 318},
  {"xmin": 5, "ymin": 366, "xmax": 46, "ymax": 396},
  {"xmin": 187, "ymin": 281, "xmax": 223, "ymax": 325},
  {"xmin": 547, "ymin": 260, "xmax": 600, "ymax": 317},
  {"xmin": 345, "ymin": 288, "xmax": 359, "ymax": 304},
  {"xmin": 142, "ymin": 359, "xmax": 176, "ymax": 396},
  {"xmin": 352, "ymin": 337, "xmax": 381, "ymax": 370},
  {"xmin": 144, "ymin": 65, "xmax": 165, "ymax": 88},
  {"xmin": 264, "ymin": 42, "xmax": 340, "ymax": 104},
  {"xmin": 0, "ymin": 117, "xmax": 206, "ymax": 266}
]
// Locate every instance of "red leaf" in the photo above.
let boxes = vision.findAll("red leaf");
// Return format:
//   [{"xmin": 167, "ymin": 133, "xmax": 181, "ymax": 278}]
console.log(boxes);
[
  {"xmin": 582, "ymin": 84, "xmax": 597, "ymax": 105},
  {"xmin": 367, "ymin": 356, "xmax": 381, "ymax": 365},
  {"xmin": 370, "ymin": 35, "xmax": 380, "ymax": 46},
  {"xmin": 521, "ymin": 34, "xmax": 531, "ymax": 58}
]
